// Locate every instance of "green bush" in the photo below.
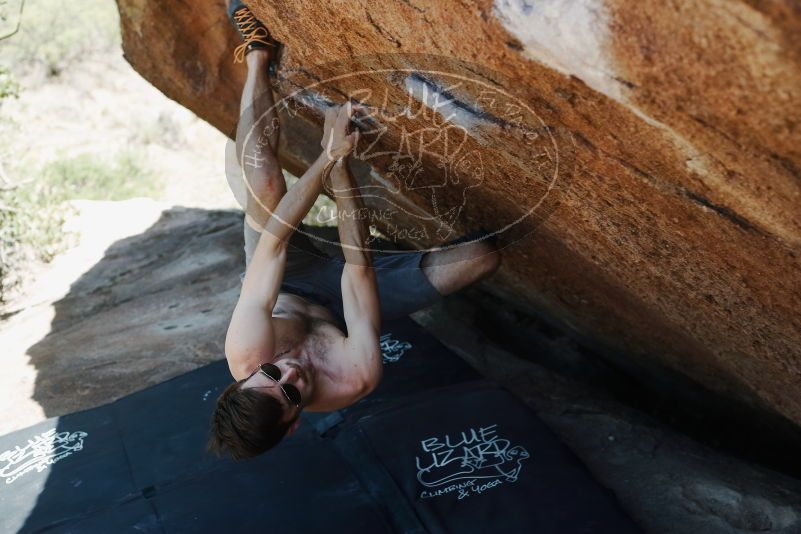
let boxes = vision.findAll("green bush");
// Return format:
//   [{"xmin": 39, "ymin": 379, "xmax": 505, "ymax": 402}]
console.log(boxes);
[
  {"xmin": 0, "ymin": 0, "xmax": 120, "ymax": 77},
  {"xmin": 0, "ymin": 1, "xmax": 157, "ymax": 303},
  {"xmin": 0, "ymin": 151, "xmax": 161, "ymax": 302},
  {"xmin": 35, "ymin": 152, "xmax": 161, "ymax": 202},
  {"xmin": 0, "ymin": 66, "xmax": 19, "ymax": 99}
]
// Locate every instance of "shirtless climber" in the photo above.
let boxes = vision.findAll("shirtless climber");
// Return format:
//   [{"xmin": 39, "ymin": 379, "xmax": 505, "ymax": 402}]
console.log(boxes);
[{"xmin": 208, "ymin": 1, "xmax": 501, "ymax": 459}]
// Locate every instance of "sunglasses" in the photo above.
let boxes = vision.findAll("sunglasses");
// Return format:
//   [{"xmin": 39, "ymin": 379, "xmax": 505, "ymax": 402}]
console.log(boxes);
[{"xmin": 247, "ymin": 363, "xmax": 302, "ymax": 407}]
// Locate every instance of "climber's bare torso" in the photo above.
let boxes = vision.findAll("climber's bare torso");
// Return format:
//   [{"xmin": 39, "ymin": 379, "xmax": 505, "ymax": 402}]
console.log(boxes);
[
  {"xmin": 269, "ymin": 293, "xmax": 343, "ymax": 362},
  {"xmin": 229, "ymin": 287, "xmax": 382, "ymax": 412}
]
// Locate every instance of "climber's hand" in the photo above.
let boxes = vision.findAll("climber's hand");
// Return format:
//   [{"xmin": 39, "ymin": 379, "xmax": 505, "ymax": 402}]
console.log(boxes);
[{"xmin": 321, "ymin": 102, "xmax": 364, "ymax": 161}]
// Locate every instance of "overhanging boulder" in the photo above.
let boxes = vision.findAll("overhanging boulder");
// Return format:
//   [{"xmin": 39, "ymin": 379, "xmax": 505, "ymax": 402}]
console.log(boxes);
[{"xmin": 116, "ymin": 0, "xmax": 801, "ymax": 428}]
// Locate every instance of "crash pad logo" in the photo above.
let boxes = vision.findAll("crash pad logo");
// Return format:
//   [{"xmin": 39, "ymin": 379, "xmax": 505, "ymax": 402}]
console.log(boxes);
[
  {"xmin": 415, "ymin": 424, "xmax": 529, "ymax": 500},
  {"xmin": 0, "ymin": 429, "xmax": 88, "ymax": 485},
  {"xmin": 380, "ymin": 332, "xmax": 412, "ymax": 363}
]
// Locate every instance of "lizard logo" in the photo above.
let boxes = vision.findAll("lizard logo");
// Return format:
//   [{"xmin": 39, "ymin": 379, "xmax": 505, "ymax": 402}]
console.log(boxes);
[{"xmin": 415, "ymin": 423, "xmax": 530, "ymax": 500}]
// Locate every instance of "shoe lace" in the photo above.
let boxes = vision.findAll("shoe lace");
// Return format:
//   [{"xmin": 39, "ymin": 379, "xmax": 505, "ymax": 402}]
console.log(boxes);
[{"xmin": 233, "ymin": 9, "xmax": 273, "ymax": 63}]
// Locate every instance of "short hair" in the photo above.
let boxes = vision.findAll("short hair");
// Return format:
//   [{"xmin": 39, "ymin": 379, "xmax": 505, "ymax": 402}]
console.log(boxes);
[{"xmin": 207, "ymin": 381, "xmax": 293, "ymax": 459}]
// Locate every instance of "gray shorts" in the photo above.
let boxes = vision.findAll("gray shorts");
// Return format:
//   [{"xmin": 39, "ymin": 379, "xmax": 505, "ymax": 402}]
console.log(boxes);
[{"xmin": 242, "ymin": 222, "xmax": 443, "ymax": 329}]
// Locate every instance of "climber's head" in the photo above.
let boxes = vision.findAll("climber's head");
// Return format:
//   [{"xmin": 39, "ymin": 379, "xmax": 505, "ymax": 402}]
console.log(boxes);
[{"xmin": 208, "ymin": 359, "xmax": 307, "ymax": 459}]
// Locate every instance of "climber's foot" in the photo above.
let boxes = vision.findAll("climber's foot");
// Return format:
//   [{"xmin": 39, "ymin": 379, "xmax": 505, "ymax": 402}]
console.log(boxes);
[{"xmin": 227, "ymin": 0, "xmax": 279, "ymax": 64}]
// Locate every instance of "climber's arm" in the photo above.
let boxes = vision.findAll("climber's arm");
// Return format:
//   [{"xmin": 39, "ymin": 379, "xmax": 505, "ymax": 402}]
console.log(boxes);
[
  {"xmin": 263, "ymin": 152, "xmax": 334, "ymax": 243},
  {"xmin": 225, "ymin": 133, "xmax": 334, "ymax": 379},
  {"xmin": 332, "ymin": 158, "xmax": 383, "ymax": 393},
  {"xmin": 320, "ymin": 107, "xmax": 382, "ymax": 377},
  {"xmin": 225, "ymin": 236, "xmax": 285, "ymax": 379}
]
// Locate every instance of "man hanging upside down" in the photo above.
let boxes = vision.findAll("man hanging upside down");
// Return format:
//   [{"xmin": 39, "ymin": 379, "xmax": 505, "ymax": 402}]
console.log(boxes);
[{"xmin": 209, "ymin": 1, "xmax": 501, "ymax": 459}]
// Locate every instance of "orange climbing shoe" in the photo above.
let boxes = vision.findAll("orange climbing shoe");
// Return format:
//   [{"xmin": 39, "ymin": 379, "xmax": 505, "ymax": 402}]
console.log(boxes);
[{"xmin": 228, "ymin": 0, "xmax": 277, "ymax": 63}]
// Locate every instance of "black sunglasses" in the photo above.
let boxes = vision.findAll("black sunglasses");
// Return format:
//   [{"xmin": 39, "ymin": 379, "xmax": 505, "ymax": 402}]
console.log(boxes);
[{"xmin": 247, "ymin": 363, "xmax": 302, "ymax": 407}]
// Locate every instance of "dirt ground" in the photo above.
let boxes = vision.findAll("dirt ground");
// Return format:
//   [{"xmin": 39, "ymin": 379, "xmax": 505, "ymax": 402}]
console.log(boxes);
[{"xmin": 0, "ymin": 46, "xmax": 236, "ymax": 431}]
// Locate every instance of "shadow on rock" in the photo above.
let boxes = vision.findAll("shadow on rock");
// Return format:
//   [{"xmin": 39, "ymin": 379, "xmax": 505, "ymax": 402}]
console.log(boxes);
[{"xmin": 25, "ymin": 207, "xmax": 245, "ymax": 418}]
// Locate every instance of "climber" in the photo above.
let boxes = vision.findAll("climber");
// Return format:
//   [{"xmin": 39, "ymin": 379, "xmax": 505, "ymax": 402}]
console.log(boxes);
[{"xmin": 208, "ymin": 1, "xmax": 501, "ymax": 459}]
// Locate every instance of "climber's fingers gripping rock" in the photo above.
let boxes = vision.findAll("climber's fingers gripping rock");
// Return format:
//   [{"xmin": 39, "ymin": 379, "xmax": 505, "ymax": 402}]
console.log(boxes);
[{"xmin": 321, "ymin": 102, "xmax": 366, "ymax": 161}]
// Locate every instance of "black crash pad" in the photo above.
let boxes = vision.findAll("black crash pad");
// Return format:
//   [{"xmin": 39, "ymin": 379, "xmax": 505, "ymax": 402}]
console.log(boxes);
[
  {"xmin": 337, "ymin": 383, "xmax": 639, "ymax": 533},
  {"xmin": 0, "ymin": 317, "xmax": 640, "ymax": 533}
]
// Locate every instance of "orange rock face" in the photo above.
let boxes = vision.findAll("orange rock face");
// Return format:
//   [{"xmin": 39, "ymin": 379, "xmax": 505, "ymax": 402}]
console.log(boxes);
[{"xmin": 117, "ymin": 0, "xmax": 801, "ymax": 425}]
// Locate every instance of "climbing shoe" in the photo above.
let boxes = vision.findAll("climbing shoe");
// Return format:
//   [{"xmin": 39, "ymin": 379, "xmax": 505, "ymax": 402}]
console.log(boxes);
[{"xmin": 228, "ymin": 0, "xmax": 277, "ymax": 63}]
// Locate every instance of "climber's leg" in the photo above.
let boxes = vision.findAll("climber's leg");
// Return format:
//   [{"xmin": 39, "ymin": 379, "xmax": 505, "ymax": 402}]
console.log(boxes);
[
  {"xmin": 230, "ymin": 2, "xmax": 284, "ymax": 230},
  {"xmin": 420, "ymin": 237, "xmax": 501, "ymax": 296},
  {"xmin": 356, "ymin": 233, "xmax": 501, "ymax": 321}
]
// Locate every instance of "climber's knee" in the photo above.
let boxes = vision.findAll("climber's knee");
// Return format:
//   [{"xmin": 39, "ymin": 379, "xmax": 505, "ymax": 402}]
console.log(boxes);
[
  {"xmin": 246, "ymin": 164, "xmax": 285, "ymax": 203},
  {"xmin": 421, "ymin": 240, "xmax": 501, "ymax": 296}
]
